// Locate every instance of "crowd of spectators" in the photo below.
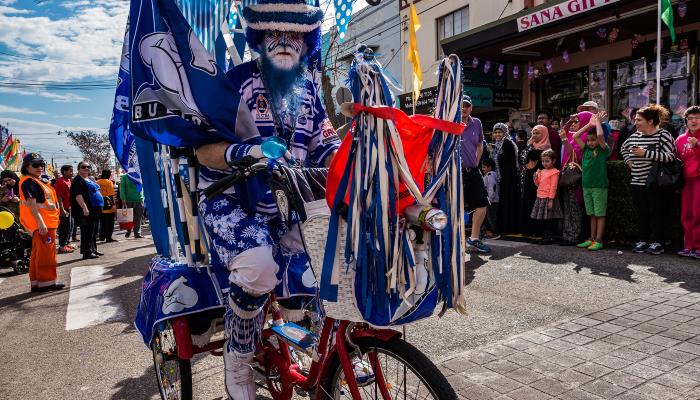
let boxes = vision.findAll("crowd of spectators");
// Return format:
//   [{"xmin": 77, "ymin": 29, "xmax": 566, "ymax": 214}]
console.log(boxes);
[{"xmin": 462, "ymin": 95, "xmax": 700, "ymax": 259}]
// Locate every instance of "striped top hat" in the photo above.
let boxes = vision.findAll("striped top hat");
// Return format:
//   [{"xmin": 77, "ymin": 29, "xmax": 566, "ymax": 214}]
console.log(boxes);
[{"xmin": 243, "ymin": 0, "xmax": 323, "ymax": 33}]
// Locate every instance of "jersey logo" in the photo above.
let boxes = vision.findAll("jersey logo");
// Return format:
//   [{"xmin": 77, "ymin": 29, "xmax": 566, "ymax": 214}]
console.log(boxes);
[
  {"xmin": 320, "ymin": 119, "xmax": 339, "ymax": 145},
  {"xmin": 255, "ymin": 94, "xmax": 272, "ymax": 120}
]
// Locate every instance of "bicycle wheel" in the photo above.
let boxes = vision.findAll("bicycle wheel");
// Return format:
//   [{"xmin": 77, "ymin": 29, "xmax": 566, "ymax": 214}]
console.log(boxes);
[
  {"xmin": 318, "ymin": 337, "xmax": 457, "ymax": 400},
  {"xmin": 152, "ymin": 321, "xmax": 193, "ymax": 400}
]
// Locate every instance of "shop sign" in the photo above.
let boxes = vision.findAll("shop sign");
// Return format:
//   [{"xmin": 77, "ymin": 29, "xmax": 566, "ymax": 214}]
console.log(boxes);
[
  {"xmin": 517, "ymin": 0, "xmax": 621, "ymax": 32},
  {"xmin": 397, "ymin": 86, "xmax": 438, "ymax": 115},
  {"xmin": 464, "ymin": 87, "xmax": 493, "ymax": 108},
  {"xmin": 463, "ymin": 64, "xmax": 506, "ymax": 88},
  {"xmin": 492, "ymin": 89, "xmax": 522, "ymax": 108}
]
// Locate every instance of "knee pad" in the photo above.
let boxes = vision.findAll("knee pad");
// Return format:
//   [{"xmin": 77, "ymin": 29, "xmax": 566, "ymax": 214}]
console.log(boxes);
[{"xmin": 228, "ymin": 246, "xmax": 279, "ymax": 296}]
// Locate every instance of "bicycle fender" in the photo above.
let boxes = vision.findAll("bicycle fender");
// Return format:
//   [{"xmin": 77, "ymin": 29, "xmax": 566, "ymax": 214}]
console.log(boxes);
[{"xmin": 171, "ymin": 316, "xmax": 194, "ymax": 360}]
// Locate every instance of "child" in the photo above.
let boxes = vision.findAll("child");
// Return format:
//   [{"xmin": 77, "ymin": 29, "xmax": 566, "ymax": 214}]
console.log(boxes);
[
  {"xmin": 481, "ymin": 158, "xmax": 500, "ymax": 240},
  {"xmin": 572, "ymin": 112, "xmax": 610, "ymax": 251},
  {"xmin": 531, "ymin": 149, "xmax": 562, "ymax": 244}
]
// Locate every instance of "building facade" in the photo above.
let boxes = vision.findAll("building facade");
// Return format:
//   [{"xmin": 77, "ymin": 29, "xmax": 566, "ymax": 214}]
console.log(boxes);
[
  {"xmin": 323, "ymin": 1, "xmax": 401, "ymax": 119},
  {"xmin": 398, "ymin": 0, "xmax": 698, "ymax": 135}
]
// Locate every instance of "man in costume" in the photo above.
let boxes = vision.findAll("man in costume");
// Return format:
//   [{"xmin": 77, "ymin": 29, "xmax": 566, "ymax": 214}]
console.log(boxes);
[{"xmin": 195, "ymin": 1, "xmax": 340, "ymax": 398}]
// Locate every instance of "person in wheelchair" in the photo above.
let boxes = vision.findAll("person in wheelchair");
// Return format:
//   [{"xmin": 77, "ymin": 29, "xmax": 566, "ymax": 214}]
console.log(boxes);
[
  {"xmin": 0, "ymin": 170, "xmax": 31, "ymax": 274},
  {"xmin": 195, "ymin": 1, "xmax": 340, "ymax": 398}
]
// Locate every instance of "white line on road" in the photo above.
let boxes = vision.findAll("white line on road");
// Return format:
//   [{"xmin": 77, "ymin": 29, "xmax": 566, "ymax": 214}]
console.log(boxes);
[
  {"xmin": 65, "ymin": 265, "xmax": 123, "ymax": 331},
  {"xmin": 483, "ymin": 239, "xmax": 530, "ymax": 249}
]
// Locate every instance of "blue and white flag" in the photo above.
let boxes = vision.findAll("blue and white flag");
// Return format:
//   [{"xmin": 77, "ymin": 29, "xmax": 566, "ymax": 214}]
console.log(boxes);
[
  {"xmin": 109, "ymin": 24, "xmax": 143, "ymax": 191},
  {"xmin": 129, "ymin": 0, "xmax": 241, "ymax": 147}
]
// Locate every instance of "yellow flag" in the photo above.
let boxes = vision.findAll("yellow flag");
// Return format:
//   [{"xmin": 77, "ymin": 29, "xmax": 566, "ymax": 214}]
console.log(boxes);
[{"xmin": 408, "ymin": 1, "xmax": 422, "ymax": 113}]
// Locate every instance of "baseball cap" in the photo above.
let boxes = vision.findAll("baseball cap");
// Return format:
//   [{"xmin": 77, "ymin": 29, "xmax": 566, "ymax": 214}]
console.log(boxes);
[
  {"xmin": 23, "ymin": 152, "xmax": 44, "ymax": 164},
  {"xmin": 462, "ymin": 94, "xmax": 472, "ymax": 106},
  {"xmin": 577, "ymin": 101, "xmax": 599, "ymax": 111}
]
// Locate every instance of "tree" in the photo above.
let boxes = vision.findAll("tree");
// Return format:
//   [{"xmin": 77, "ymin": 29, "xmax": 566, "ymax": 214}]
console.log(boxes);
[{"xmin": 60, "ymin": 130, "xmax": 113, "ymax": 172}]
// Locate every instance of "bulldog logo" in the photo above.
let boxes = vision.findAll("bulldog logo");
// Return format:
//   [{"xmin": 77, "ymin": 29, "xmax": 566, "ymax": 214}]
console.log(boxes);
[
  {"xmin": 134, "ymin": 29, "xmax": 217, "ymax": 126},
  {"xmin": 162, "ymin": 276, "xmax": 199, "ymax": 314}
]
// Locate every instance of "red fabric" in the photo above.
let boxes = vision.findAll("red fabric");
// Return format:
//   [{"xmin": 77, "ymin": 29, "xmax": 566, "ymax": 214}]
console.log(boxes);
[
  {"xmin": 54, "ymin": 177, "xmax": 72, "ymax": 209},
  {"xmin": 326, "ymin": 105, "xmax": 465, "ymax": 212}
]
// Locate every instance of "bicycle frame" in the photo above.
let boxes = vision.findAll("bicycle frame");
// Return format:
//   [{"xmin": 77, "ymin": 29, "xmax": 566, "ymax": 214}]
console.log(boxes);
[{"xmin": 167, "ymin": 296, "xmax": 402, "ymax": 400}]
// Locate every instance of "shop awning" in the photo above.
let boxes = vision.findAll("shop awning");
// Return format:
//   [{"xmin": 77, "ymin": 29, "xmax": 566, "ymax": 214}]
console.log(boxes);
[{"xmin": 441, "ymin": 0, "xmax": 692, "ymax": 63}]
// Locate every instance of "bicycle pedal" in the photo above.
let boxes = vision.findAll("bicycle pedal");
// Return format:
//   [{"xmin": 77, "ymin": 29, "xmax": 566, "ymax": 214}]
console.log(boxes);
[{"xmin": 271, "ymin": 322, "xmax": 317, "ymax": 353}]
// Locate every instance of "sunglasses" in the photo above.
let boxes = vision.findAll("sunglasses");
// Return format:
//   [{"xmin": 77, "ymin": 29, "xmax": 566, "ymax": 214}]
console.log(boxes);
[
  {"xmin": 31, "ymin": 162, "xmax": 45, "ymax": 168},
  {"xmin": 79, "ymin": 165, "xmax": 91, "ymax": 170}
]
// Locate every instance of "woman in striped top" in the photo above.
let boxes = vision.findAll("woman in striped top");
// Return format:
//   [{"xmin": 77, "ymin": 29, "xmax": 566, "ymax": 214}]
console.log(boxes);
[{"xmin": 621, "ymin": 105, "xmax": 677, "ymax": 255}]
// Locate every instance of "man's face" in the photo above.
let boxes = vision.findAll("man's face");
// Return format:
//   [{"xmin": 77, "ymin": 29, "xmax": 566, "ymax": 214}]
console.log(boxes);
[
  {"xmin": 263, "ymin": 31, "xmax": 304, "ymax": 70},
  {"xmin": 461, "ymin": 103, "xmax": 472, "ymax": 120},
  {"xmin": 63, "ymin": 168, "xmax": 74, "ymax": 179},
  {"xmin": 537, "ymin": 113, "xmax": 550, "ymax": 127}
]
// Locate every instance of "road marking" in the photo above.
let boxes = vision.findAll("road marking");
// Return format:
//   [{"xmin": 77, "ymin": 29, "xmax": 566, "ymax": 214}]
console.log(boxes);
[
  {"xmin": 65, "ymin": 265, "xmax": 123, "ymax": 331},
  {"xmin": 484, "ymin": 239, "xmax": 530, "ymax": 249}
]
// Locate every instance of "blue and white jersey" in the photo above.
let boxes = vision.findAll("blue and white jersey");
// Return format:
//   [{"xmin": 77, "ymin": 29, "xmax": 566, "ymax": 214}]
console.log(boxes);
[{"xmin": 198, "ymin": 60, "xmax": 340, "ymax": 215}]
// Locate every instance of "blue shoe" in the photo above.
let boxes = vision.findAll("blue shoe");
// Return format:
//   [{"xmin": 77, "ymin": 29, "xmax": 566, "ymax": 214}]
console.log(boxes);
[{"xmin": 468, "ymin": 238, "xmax": 491, "ymax": 253}]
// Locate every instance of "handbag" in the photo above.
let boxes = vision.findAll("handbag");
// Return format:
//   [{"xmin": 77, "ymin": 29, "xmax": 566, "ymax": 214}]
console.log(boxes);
[
  {"xmin": 558, "ymin": 150, "xmax": 582, "ymax": 188},
  {"xmin": 645, "ymin": 134, "xmax": 684, "ymax": 189},
  {"xmin": 116, "ymin": 207, "xmax": 134, "ymax": 230},
  {"xmin": 103, "ymin": 196, "xmax": 114, "ymax": 211}
]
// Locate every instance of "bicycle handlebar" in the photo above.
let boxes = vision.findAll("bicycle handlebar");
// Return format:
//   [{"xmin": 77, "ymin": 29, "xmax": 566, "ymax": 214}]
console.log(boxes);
[{"xmin": 202, "ymin": 157, "xmax": 269, "ymax": 200}]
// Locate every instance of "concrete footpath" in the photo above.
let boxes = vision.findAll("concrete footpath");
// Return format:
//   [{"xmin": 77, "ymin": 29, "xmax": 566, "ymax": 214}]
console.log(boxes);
[{"xmin": 440, "ymin": 287, "xmax": 700, "ymax": 400}]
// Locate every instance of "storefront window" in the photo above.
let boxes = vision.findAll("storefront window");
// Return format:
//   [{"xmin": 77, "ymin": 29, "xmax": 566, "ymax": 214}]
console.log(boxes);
[
  {"xmin": 536, "ymin": 67, "xmax": 589, "ymax": 120},
  {"xmin": 612, "ymin": 52, "xmax": 693, "ymax": 125}
]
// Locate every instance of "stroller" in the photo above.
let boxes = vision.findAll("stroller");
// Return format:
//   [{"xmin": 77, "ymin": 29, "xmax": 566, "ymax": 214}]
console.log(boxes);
[{"xmin": 0, "ymin": 206, "xmax": 31, "ymax": 275}]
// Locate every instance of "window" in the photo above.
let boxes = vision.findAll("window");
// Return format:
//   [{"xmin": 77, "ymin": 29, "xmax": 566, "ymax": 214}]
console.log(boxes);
[{"xmin": 437, "ymin": 7, "xmax": 468, "ymax": 59}]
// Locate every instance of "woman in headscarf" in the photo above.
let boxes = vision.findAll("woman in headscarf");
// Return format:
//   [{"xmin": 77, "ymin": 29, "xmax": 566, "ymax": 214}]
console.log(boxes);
[
  {"xmin": 518, "ymin": 125, "xmax": 551, "ymax": 236},
  {"xmin": 488, "ymin": 123, "xmax": 519, "ymax": 233},
  {"xmin": 557, "ymin": 112, "xmax": 595, "ymax": 245}
]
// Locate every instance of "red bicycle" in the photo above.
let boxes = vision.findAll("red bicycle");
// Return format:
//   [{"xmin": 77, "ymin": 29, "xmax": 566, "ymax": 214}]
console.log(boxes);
[{"xmin": 150, "ymin": 160, "xmax": 458, "ymax": 400}]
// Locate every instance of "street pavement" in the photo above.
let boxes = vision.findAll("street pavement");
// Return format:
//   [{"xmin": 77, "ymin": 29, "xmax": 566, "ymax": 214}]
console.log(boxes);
[{"xmin": 0, "ymin": 231, "xmax": 699, "ymax": 400}]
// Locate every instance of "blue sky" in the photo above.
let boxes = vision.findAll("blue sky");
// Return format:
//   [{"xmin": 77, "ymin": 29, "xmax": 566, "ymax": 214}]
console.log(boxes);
[
  {"xmin": 0, "ymin": 0, "xmax": 128, "ymax": 166},
  {"xmin": 0, "ymin": 0, "xmax": 364, "ymax": 167}
]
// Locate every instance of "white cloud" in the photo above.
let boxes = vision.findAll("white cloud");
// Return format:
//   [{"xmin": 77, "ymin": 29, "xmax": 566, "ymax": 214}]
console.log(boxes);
[
  {"xmin": 0, "ymin": 2, "xmax": 128, "ymax": 83},
  {"xmin": 0, "ymin": 87, "xmax": 90, "ymax": 103},
  {"xmin": 0, "ymin": 104, "xmax": 46, "ymax": 115}
]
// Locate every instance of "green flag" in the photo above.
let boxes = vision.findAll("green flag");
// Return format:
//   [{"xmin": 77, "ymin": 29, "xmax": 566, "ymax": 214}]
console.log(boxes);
[{"xmin": 661, "ymin": 0, "xmax": 676, "ymax": 43}]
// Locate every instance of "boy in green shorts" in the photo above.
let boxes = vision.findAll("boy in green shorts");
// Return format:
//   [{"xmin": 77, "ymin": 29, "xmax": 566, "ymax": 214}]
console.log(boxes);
[{"xmin": 574, "ymin": 112, "xmax": 610, "ymax": 251}]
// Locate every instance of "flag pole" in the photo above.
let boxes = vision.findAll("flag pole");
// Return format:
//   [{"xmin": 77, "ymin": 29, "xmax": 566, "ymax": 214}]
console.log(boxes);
[{"xmin": 656, "ymin": 0, "xmax": 662, "ymax": 104}]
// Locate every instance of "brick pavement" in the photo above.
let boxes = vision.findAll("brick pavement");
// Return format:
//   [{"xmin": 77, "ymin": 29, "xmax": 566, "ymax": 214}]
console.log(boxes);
[{"xmin": 439, "ymin": 287, "xmax": 700, "ymax": 399}]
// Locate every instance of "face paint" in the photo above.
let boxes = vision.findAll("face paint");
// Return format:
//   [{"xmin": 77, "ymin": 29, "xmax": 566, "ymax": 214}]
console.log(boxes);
[{"xmin": 263, "ymin": 31, "xmax": 304, "ymax": 70}]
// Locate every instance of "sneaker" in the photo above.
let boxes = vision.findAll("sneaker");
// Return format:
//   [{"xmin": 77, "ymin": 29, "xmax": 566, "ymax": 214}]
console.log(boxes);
[
  {"xmin": 646, "ymin": 242, "xmax": 665, "ymax": 255},
  {"xmin": 125, "ymin": 230, "xmax": 131, "ymax": 238},
  {"xmin": 692, "ymin": 250, "xmax": 700, "ymax": 260},
  {"xmin": 633, "ymin": 241, "xmax": 648, "ymax": 253},
  {"xmin": 57, "ymin": 246, "xmax": 74, "ymax": 254},
  {"xmin": 66, "ymin": 244, "xmax": 77, "ymax": 250},
  {"xmin": 587, "ymin": 242, "xmax": 603, "ymax": 251},
  {"xmin": 467, "ymin": 238, "xmax": 491, "ymax": 253},
  {"xmin": 678, "ymin": 248, "xmax": 693, "ymax": 257},
  {"xmin": 577, "ymin": 240, "xmax": 594, "ymax": 248}
]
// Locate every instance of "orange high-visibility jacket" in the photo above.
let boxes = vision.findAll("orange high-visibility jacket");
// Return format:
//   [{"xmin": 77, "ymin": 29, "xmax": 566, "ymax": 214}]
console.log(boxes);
[{"xmin": 19, "ymin": 176, "xmax": 60, "ymax": 232}]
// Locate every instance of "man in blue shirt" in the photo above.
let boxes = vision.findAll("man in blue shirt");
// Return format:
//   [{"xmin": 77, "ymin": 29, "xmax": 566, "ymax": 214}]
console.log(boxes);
[{"xmin": 460, "ymin": 95, "xmax": 491, "ymax": 253}]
